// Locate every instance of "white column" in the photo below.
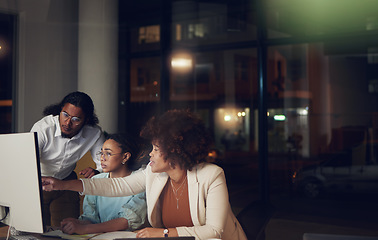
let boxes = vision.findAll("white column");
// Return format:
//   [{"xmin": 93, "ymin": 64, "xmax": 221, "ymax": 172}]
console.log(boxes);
[{"xmin": 78, "ymin": 0, "xmax": 118, "ymax": 133}]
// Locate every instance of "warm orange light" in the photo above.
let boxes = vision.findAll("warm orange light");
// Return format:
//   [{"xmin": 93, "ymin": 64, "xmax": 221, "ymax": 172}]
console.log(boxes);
[
  {"xmin": 171, "ymin": 58, "xmax": 192, "ymax": 68},
  {"xmin": 224, "ymin": 115, "xmax": 231, "ymax": 122},
  {"xmin": 171, "ymin": 51, "xmax": 193, "ymax": 73},
  {"xmin": 208, "ymin": 151, "xmax": 216, "ymax": 158},
  {"xmin": 0, "ymin": 100, "xmax": 12, "ymax": 107}
]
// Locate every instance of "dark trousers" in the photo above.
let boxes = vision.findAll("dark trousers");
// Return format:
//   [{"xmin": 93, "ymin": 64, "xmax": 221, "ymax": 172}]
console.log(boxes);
[{"xmin": 42, "ymin": 171, "xmax": 80, "ymax": 227}]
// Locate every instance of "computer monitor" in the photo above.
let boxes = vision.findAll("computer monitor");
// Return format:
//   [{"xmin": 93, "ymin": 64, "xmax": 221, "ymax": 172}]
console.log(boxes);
[{"xmin": 0, "ymin": 132, "xmax": 45, "ymax": 233}]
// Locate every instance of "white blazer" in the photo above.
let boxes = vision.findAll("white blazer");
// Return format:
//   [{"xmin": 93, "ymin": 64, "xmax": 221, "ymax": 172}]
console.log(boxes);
[{"xmin": 81, "ymin": 163, "xmax": 247, "ymax": 240}]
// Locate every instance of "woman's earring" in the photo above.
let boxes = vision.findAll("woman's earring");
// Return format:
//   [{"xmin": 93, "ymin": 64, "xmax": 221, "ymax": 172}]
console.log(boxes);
[{"xmin": 168, "ymin": 162, "xmax": 175, "ymax": 169}]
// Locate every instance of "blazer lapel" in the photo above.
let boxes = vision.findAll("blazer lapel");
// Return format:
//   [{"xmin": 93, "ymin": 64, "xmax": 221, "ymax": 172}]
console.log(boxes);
[
  {"xmin": 187, "ymin": 167, "xmax": 200, "ymax": 225},
  {"xmin": 148, "ymin": 172, "xmax": 169, "ymax": 227}
]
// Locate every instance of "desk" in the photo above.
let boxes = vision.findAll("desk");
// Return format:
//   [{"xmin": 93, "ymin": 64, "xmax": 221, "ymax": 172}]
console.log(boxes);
[{"xmin": 0, "ymin": 225, "xmax": 8, "ymax": 239}]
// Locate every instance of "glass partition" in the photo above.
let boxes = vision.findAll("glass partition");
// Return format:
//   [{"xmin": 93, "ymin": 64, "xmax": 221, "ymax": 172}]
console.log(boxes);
[
  {"xmin": 119, "ymin": 0, "xmax": 378, "ymax": 236},
  {"xmin": 267, "ymin": 41, "xmax": 378, "ymax": 226},
  {"xmin": 0, "ymin": 12, "xmax": 15, "ymax": 133},
  {"xmin": 171, "ymin": 0, "xmax": 257, "ymax": 47}
]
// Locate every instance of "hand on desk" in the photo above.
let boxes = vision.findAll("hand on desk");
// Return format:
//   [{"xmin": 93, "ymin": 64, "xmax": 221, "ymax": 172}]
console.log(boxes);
[
  {"xmin": 136, "ymin": 227, "xmax": 178, "ymax": 238},
  {"xmin": 136, "ymin": 228, "xmax": 162, "ymax": 238},
  {"xmin": 60, "ymin": 218, "xmax": 87, "ymax": 235}
]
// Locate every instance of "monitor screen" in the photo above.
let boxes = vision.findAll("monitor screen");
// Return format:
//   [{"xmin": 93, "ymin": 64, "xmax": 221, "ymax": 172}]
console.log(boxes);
[{"xmin": 0, "ymin": 132, "xmax": 45, "ymax": 233}]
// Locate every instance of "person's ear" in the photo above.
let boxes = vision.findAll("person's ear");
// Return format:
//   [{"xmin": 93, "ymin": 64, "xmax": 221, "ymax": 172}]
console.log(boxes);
[{"xmin": 122, "ymin": 152, "xmax": 131, "ymax": 165}]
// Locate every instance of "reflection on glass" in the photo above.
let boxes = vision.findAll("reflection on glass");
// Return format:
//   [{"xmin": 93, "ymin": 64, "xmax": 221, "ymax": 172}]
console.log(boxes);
[
  {"xmin": 268, "ymin": 42, "xmax": 378, "ymax": 203},
  {"xmin": 130, "ymin": 25, "xmax": 160, "ymax": 52},
  {"xmin": 170, "ymin": 52, "xmax": 216, "ymax": 101},
  {"xmin": 170, "ymin": 49, "xmax": 257, "ymax": 101},
  {"xmin": 171, "ymin": 57, "xmax": 193, "ymax": 69},
  {"xmin": 0, "ymin": 13, "xmax": 14, "ymax": 133},
  {"xmin": 172, "ymin": 0, "xmax": 256, "ymax": 46},
  {"xmin": 214, "ymin": 108, "xmax": 250, "ymax": 152},
  {"xmin": 130, "ymin": 57, "xmax": 160, "ymax": 102},
  {"xmin": 268, "ymin": 107, "xmax": 308, "ymax": 156},
  {"xmin": 138, "ymin": 25, "xmax": 160, "ymax": 44}
]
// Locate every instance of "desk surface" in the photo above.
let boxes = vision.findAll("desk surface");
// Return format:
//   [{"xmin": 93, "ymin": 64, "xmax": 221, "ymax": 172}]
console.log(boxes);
[{"xmin": 0, "ymin": 225, "xmax": 9, "ymax": 239}]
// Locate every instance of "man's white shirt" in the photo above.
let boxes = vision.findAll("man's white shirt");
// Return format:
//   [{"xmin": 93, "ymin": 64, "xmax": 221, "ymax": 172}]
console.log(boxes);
[{"xmin": 31, "ymin": 115, "xmax": 105, "ymax": 179}]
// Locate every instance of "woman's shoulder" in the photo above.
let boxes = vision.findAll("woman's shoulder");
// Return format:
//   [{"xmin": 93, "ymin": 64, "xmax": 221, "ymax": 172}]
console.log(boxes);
[
  {"xmin": 190, "ymin": 163, "xmax": 226, "ymax": 187},
  {"xmin": 196, "ymin": 162, "xmax": 223, "ymax": 171},
  {"xmin": 194, "ymin": 162, "xmax": 224, "ymax": 177}
]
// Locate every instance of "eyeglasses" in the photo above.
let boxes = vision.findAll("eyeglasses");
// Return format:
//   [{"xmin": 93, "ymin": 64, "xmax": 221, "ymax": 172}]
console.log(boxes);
[
  {"xmin": 96, "ymin": 151, "xmax": 123, "ymax": 160},
  {"xmin": 60, "ymin": 111, "xmax": 82, "ymax": 126}
]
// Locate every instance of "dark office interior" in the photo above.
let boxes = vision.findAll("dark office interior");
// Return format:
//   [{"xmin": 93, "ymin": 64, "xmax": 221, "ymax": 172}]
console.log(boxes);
[{"xmin": 1, "ymin": 0, "xmax": 378, "ymax": 239}]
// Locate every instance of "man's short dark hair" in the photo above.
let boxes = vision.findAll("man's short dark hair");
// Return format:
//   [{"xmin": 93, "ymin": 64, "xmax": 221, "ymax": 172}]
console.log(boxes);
[{"xmin": 43, "ymin": 91, "xmax": 99, "ymax": 126}]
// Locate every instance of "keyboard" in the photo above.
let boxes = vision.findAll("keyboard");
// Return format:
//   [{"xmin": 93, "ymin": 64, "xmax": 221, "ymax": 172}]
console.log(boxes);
[{"xmin": 10, "ymin": 235, "xmax": 40, "ymax": 240}]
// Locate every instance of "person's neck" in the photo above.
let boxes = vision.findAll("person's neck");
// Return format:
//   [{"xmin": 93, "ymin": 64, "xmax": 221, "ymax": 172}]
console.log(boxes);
[
  {"xmin": 109, "ymin": 167, "xmax": 132, "ymax": 178},
  {"xmin": 168, "ymin": 168, "xmax": 187, "ymax": 183}
]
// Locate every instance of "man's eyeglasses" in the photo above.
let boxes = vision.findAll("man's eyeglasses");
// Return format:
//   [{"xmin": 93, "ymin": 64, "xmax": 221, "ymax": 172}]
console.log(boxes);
[
  {"xmin": 96, "ymin": 151, "xmax": 123, "ymax": 160},
  {"xmin": 60, "ymin": 111, "xmax": 82, "ymax": 126}
]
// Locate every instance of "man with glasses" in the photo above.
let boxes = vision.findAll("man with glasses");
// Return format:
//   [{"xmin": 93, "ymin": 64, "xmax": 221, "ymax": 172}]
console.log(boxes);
[{"xmin": 31, "ymin": 91, "xmax": 105, "ymax": 227}]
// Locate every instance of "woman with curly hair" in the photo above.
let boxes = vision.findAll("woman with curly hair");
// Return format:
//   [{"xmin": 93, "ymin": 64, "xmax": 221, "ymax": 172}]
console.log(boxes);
[{"xmin": 42, "ymin": 109, "xmax": 247, "ymax": 240}]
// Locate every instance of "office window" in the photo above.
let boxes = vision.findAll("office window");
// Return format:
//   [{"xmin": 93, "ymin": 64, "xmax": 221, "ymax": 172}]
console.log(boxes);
[
  {"xmin": 171, "ymin": 0, "xmax": 256, "ymax": 47},
  {"xmin": 119, "ymin": 1, "xmax": 378, "ymax": 237},
  {"xmin": 130, "ymin": 57, "xmax": 161, "ymax": 103},
  {"xmin": 130, "ymin": 26, "xmax": 161, "ymax": 52},
  {"xmin": 138, "ymin": 25, "xmax": 160, "ymax": 44},
  {"xmin": 170, "ymin": 49, "xmax": 257, "ymax": 102},
  {"xmin": 268, "ymin": 42, "xmax": 378, "ymax": 212},
  {"xmin": 0, "ymin": 12, "xmax": 15, "ymax": 133}
]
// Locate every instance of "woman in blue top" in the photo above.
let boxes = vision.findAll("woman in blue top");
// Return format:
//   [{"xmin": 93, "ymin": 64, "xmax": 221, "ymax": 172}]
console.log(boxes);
[{"xmin": 60, "ymin": 133, "xmax": 147, "ymax": 235}]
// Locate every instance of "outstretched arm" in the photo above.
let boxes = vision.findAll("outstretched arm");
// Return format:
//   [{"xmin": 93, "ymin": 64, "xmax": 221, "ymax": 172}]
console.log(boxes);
[
  {"xmin": 42, "ymin": 177, "xmax": 83, "ymax": 192},
  {"xmin": 61, "ymin": 218, "xmax": 129, "ymax": 235}
]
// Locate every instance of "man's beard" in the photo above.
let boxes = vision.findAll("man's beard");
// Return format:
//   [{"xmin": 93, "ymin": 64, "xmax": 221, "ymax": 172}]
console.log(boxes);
[{"xmin": 61, "ymin": 132, "xmax": 71, "ymax": 138}]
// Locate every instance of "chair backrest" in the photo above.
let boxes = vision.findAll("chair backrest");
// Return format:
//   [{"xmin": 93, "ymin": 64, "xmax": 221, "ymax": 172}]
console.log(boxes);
[{"xmin": 237, "ymin": 200, "xmax": 275, "ymax": 240}]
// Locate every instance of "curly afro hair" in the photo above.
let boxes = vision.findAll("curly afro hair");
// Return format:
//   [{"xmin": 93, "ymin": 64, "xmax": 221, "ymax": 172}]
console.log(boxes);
[{"xmin": 140, "ymin": 109, "xmax": 213, "ymax": 171}]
